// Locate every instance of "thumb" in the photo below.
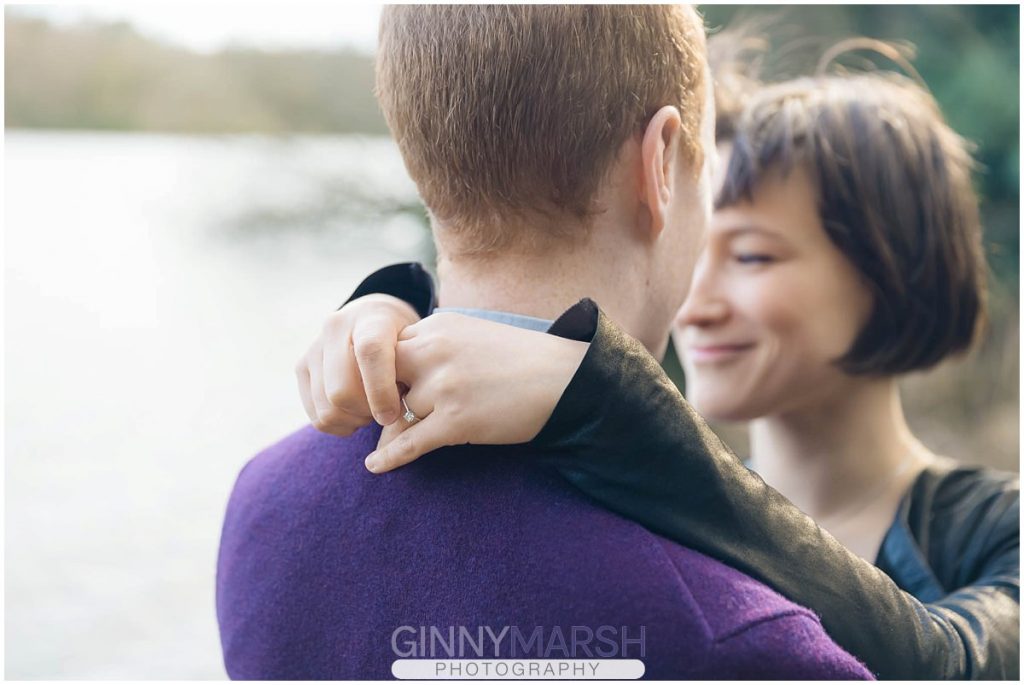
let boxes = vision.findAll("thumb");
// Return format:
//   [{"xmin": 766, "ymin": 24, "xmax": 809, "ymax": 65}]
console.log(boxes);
[{"xmin": 364, "ymin": 414, "xmax": 451, "ymax": 473}]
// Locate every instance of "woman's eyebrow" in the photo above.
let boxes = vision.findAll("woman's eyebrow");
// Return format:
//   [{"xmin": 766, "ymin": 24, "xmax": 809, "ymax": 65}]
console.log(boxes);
[{"xmin": 718, "ymin": 224, "xmax": 784, "ymax": 240}]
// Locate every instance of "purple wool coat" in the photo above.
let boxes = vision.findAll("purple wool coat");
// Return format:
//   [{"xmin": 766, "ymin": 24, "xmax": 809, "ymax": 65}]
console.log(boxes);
[{"xmin": 216, "ymin": 424, "xmax": 872, "ymax": 680}]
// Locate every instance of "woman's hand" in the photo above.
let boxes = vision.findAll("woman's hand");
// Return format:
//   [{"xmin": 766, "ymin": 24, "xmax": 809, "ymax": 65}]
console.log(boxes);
[
  {"xmin": 295, "ymin": 294, "xmax": 420, "ymax": 434},
  {"xmin": 364, "ymin": 313, "xmax": 589, "ymax": 473}
]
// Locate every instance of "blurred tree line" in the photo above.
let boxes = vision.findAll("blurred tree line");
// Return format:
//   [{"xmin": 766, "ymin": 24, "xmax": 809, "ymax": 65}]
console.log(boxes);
[
  {"xmin": 5, "ymin": 15, "xmax": 388, "ymax": 134},
  {"xmin": 5, "ymin": 7, "xmax": 1018, "ymax": 287}
]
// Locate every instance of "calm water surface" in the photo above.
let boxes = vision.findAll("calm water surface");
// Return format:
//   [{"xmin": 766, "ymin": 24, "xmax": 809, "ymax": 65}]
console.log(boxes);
[{"xmin": 5, "ymin": 131, "xmax": 427, "ymax": 678}]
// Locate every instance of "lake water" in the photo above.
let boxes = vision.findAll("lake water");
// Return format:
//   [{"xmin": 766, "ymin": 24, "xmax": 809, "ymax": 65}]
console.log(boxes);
[{"xmin": 5, "ymin": 131, "xmax": 430, "ymax": 678}]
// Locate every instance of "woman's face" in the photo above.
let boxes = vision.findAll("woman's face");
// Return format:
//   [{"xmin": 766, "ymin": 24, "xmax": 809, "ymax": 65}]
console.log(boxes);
[{"xmin": 672, "ymin": 146, "xmax": 874, "ymax": 421}]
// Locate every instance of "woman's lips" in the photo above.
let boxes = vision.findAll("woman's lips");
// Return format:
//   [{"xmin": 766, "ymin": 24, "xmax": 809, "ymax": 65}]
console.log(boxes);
[{"xmin": 686, "ymin": 343, "xmax": 755, "ymax": 364}]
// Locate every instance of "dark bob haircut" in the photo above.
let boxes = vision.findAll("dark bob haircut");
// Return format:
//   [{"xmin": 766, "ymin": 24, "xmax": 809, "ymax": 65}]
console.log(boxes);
[{"xmin": 717, "ymin": 73, "xmax": 988, "ymax": 375}]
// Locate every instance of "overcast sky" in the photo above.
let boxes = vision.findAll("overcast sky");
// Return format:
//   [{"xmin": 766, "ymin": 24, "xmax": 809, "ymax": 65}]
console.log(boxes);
[{"xmin": 8, "ymin": 3, "xmax": 384, "ymax": 53}]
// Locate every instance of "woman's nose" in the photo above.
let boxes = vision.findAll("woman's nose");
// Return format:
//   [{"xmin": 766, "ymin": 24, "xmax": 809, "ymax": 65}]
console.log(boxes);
[
  {"xmin": 676, "ymin": 296, "xmax": 729, "ymax": 328},
  {"xmin": 677, "ymin": 266, "xmax": 730, "ymax": 328}
]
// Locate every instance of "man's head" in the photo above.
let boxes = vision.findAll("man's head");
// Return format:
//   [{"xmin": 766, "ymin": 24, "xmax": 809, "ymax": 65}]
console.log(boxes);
[{"xmin": 376, "ymin": 5, "xmax": 713, "ymax": 355}]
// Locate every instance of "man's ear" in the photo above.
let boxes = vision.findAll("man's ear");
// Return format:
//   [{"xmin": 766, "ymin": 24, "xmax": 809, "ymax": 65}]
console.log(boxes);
[{"xmin": 640, "ymin": 106, "xmax": 683, "ymax": 240}]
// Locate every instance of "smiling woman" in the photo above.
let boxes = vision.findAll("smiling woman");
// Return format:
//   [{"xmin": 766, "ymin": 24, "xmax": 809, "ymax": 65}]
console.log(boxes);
[
  {"xmin": 664, "ymin": 72, "xmax": 992, "ymax": 569},
  {"xmin": 716, "ymin": 74, "xmax": 986, "ymax": 376}
]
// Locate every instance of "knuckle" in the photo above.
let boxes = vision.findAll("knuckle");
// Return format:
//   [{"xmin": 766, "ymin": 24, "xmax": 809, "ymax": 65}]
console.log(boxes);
[
  {"xmin": 444, "ymin": 405, "xmax": 473, "ymax": 442},
  {"xmin": 315, "ymin": 407, "xmax": 334, "ymax": 426},
  {"xmin": 316, "ymin": 409, "xmax": 362, "ymax": 436},
  {"xmin": 325, "ymin": 388, "xmax": 349, "ymax": 408},
  {"xmin": 333, "ymin": 424, "xmax": 357, "ymax": 438},
  {"xmin": 295, "ymin": 352, "xmax": 313, "ymax": 375},
  {"xmin": 324, "ymin": 424, "xmax": 355, "ymax": 438},
  {"xmin": 411, "ymin": 333, "xmax": 440, "ymax": 360},
  {"xmin": 443, "ymin": 394, "xmax": 466, "ymax": 421},
  {"xmin": 429, "ymin": 312, "xmax": 458, "ymax": 327},
  {"xmin": 366, "ymin": 387, "xmax": 393, "ymax": 406},
  {"xmin": 323, "ymin": 311, "xmax": 347, "ymax": 333},
  {"xmin": 325, "ymin": 387, "xmax": 366, "ymax": 416},
  {"xmin": 434, "ymin": 371, "xmax": 458, "ymax": 399},
  {"xmin": 333, "ymin": 399, "xmax": 365, "ymax": 417},
  {"xmin": 352, "ymin": 336, "xmax": 387, "ymax": 362},
  {"xmin": 318, "ymin": 405, "xmax": 343, "ymax": 424},
  {"xmin": 365, "ymin": 378, "xmax": 391, "ymax": 394},
  {"xmin": 320, "ymin": 320, "xmax": 338, "ymax": 339}
]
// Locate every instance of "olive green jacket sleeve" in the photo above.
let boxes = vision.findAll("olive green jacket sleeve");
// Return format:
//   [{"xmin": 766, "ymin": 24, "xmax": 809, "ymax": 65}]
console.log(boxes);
[{"xmin": 537, "ymin": 300, "xmax": 1019, "ymax": 680}]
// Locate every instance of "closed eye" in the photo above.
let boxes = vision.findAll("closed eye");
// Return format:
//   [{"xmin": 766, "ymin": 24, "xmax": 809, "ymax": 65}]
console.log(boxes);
[{"xmin": 734, "ymin": 254, "xmax": 775, "ymax": 265}]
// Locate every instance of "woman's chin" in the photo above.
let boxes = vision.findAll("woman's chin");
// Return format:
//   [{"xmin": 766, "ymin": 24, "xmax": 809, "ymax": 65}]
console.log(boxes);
[{"xmin": 688, "ymin": 391, "xmax": 759, "ymax": 423}]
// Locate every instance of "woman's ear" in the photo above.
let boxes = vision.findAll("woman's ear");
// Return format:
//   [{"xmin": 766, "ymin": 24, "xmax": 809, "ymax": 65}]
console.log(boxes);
[{"xmin": 640, "ymin": 105, "xmax": 683, "ymax": 240}]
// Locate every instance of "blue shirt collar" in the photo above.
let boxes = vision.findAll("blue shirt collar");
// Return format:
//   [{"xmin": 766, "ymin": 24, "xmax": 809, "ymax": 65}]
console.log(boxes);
[{"xmin": 433, "ymin": 307, "xmax": 554, "ymax": 332}]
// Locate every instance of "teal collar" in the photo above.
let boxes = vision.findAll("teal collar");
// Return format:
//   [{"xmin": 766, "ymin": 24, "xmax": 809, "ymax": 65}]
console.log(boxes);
[{"xmin": 433, "ymin": 307, "xmax": 554, "ymax": 332}]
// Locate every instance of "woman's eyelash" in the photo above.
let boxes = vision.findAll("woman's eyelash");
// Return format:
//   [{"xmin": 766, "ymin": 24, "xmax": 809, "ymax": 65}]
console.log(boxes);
[{"xmin": 734, "ymin": 254, "xmax": 774, "ymax": 264}]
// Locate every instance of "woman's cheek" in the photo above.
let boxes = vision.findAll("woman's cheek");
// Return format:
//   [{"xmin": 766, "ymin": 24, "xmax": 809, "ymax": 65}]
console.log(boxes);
[
  {"xmin": 735, "ymin": 275, "xmax": 806, "ymax": 344},
  {"xmin": 805, "ymin": 275, "xmax": 874, "ymax": 361}
]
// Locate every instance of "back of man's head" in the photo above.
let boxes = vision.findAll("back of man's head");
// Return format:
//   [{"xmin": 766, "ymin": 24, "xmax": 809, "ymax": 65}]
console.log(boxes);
[{"xmin": 377, "ymin": 5, "xmax": 707, "ymax": 254}]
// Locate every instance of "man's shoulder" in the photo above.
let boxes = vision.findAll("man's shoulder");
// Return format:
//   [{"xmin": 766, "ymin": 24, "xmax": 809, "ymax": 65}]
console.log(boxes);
[
  {"xmin": 219, "ymin": 424, "xmax": 379, "ymax": 555},
  {"xmin": 246, "ymin": 422, "xmax": 378, "ymax": 476},
  {"xmin": 231, "ymin": 424, "xmax": 376, "ymax": 497},
  {"xmin": 217, "ymin": 433, "xmax": 870, "ymax": 679},
  {"xmin": 648, "ymin": 537, "xmax": 871, "ymax": 678},
  {"xmin": 653, "ymin": 536, "xmax": 817, "ymax": 640}
]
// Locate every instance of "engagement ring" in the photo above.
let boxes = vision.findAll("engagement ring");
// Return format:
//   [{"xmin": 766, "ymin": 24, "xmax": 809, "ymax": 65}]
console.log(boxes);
[{"xmin": 401, "ymin": 396, "xmax": 419, "ymax": 424}]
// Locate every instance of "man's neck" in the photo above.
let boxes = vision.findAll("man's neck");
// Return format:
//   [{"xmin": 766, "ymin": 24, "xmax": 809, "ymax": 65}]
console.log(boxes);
[
  {"xmin": 435, "ymin": 248, "xmax": 660, "ymax": 352},
  {"xmin": 438, "ymin": 259, "xmax": 587, "ymax": 321}
]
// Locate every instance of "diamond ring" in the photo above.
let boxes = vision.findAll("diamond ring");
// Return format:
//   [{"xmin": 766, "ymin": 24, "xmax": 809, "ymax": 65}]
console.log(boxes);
[{"xmin": 401, "ymin": 396, "xmax": 420, "ymax": 424}]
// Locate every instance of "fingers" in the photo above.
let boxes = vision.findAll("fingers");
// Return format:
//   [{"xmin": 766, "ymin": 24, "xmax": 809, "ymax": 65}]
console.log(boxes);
[
  {"xmin": 396, "ymin": 311, "xmax": 451, "ymax": 342},
  {"xmin": 322, "ymin": 345, "xmax": 373, "ymax": 421},
  {"xmin": 364, "ymin": 413, "xmax": 452, "ymax": 474},
  {"xmin": 396, "ymin": 384, "xmax": 432, "ymax": 428},
  {"xmin": 295, "ymin": 363, "xmax": 318, "ymax": 424},
  {"xmin": 393, "ymin": 334, "xmax": 445, "ymax": 386},
  {"xmin": 397, "ymin": 319, "xmax": 420, "ymax": 342},
  {"xmin": 394, "ymin": 339, "xmax": 416, "ymax": 386},
  {"xmin": 375, "ymin": 420, "xmax": 406, "ymax": 457},
  {"xmin": 298, "ymin": 294, "xmax": 421, "ymax": 438},
  {"xmin": 350, "ymin": 317, "xmax": 401, "ymax": 425},
  {"xmin": 302, "ymin": 343, "xmax": 370, "ymax": 437},
  {"xmin": 307, "ymin": 345, "xmax": 338, "ymax": 418}
]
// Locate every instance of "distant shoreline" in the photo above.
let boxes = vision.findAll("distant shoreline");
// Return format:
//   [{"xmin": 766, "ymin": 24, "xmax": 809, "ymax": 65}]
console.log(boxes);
[
  {"xmin": 6, "ymin": 16, "xmax": 388, "ymax": 135},
  {"xmin": 4, "ymin": 127, "xmax": 393, "ymax": 139}
]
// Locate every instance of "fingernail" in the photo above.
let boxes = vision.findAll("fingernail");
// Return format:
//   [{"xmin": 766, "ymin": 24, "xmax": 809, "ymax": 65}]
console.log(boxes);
[
  {"xmin": 365, "ymin": 453, "xmax": 381, "ymax": 473},
  {"xmin": 377, "ymin": 410, "xmax": 396, "ymax": 425}
]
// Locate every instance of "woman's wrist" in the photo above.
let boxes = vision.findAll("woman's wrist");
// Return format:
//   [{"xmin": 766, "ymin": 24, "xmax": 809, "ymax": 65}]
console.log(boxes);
[{"xmin": 526, "ymin": 335, "xmax": 590, "ymax": 440}]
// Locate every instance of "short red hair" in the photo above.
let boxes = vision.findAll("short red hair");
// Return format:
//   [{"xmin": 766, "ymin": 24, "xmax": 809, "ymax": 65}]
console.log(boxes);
[{"xmin": 377, "ymin": 5, "xmax": 708, "ymax": 253}]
